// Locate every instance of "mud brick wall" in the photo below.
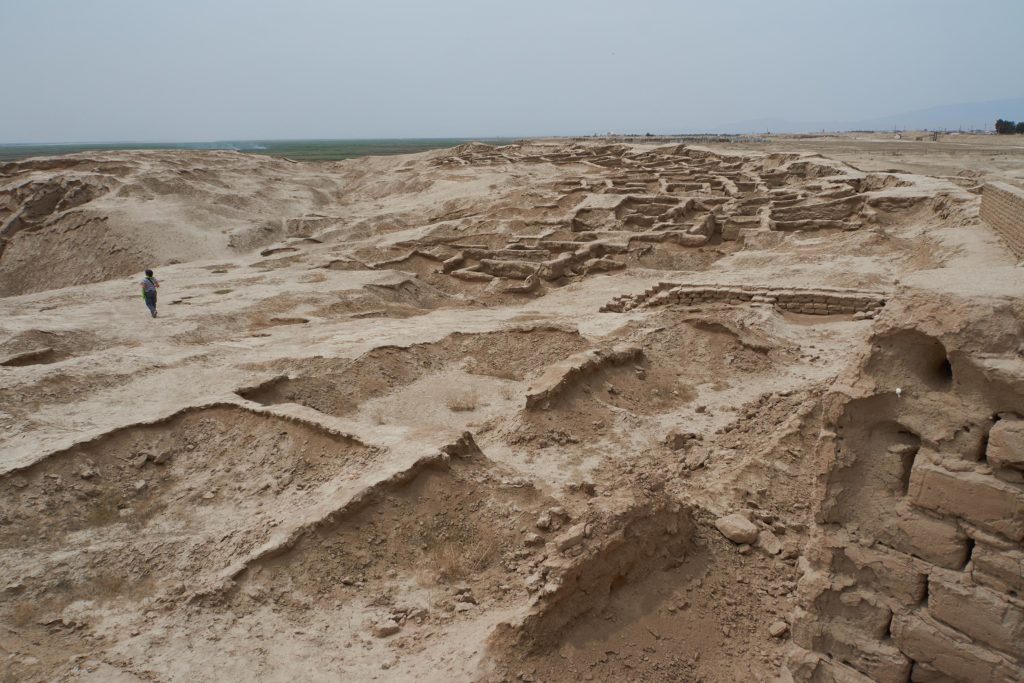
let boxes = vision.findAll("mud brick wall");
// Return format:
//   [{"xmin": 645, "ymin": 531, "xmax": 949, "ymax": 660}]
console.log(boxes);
[
  {"xmin": 793, "ymin": 456, "xmax": 1024, "ymax": 682},
  {"xmin": 601, "ymin": 283, "xmax": 885, "ymax": 317},
  {"xmin": 980, "ymin": 182, "xmax": 1024, "ymax": 260},
  {"xmin": 664, "ymin": 287, "xmax": 883, "ymax": 316},
  {"xmin": 790, "ymin": 331, "xmax": 1024, "ymax": 683}
]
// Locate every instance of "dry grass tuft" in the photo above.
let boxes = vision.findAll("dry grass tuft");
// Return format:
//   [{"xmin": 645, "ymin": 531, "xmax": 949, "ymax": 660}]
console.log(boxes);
[
  {"xmin": 445, "ymin": 388, "xmax": 480, "ymax": 412},
  {"xmin": 427, "ymin": 537, "xmax": 501, "ymax": 582}
]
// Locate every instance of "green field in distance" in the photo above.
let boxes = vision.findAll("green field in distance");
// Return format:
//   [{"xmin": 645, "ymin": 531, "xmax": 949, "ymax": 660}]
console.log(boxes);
[{"xmin": 0, "ymin": 138, "xmax": 517, "ymax": 163}]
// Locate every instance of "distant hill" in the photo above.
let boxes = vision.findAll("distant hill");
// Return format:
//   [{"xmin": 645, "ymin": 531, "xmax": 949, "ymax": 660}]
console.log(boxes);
[{"xmin": 709, "ymin": 97, "xmax": 1024, "ymax": 134}]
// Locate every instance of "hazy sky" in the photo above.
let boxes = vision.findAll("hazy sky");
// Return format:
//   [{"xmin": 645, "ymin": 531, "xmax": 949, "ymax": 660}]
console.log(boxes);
[{"xmin": 2, "ymin": 0, "xmax": 1022, "ymax": 142}]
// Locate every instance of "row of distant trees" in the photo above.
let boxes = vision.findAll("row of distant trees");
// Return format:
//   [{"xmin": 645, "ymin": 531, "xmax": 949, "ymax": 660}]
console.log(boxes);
[{"xmin": 995, "ymin": 119, "xmax": 1024, "ymax": 134}]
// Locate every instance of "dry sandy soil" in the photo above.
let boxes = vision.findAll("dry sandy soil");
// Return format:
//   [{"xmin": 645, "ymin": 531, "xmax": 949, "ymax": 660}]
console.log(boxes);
[{"xmin": 0, "ymin": 137, "xmax": 1022, "ymax": 682}]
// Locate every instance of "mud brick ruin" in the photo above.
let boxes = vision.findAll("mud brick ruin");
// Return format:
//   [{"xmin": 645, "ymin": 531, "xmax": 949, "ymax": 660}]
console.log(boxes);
[{"xmin": 1, "ymin": 140, "xmax": 1021, "ymax": 682}]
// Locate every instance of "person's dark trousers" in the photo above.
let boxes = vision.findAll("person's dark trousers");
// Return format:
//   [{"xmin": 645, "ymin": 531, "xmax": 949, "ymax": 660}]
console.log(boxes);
[{"xmin": 144, "ymin": 291, "xmax": 157, "ymax": 317}]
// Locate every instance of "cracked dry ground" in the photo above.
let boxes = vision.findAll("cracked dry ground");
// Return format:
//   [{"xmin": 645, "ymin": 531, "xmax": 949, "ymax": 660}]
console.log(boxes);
[{"xmin": 0, "ymin": 141, "xmax": 1022, "ymax": 682}]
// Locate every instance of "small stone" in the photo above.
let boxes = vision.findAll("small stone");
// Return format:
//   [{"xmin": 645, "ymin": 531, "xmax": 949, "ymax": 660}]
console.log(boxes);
[
  {"xmin": 454, "ymin": 602, "xmax": 476, "ymax": 613},
  {"xmin": 535, "ymin": 512, "xmax": 552, "ymax": 530},
  {"xmin": 683, "ymin": 451, "xmax": 709, "ymax": 471},
  {"xmin": 715, "ymin": 513, "xmax": 759, "ymax": 544},
  {"xmin": 201, "ymin": 491, "xmax": 215, "ymax": 500},
  {"xmin": 372, "ymin": 619, "xmax": 400, "ymax": 637},
  {"xmin": 524, "ymin": 533, "xmax": 544, "ymax": 547},
  {"xmin": 756, "ymin": 529, "xmax": 783, "ymax": 555},
  {"xmin": 555, "ymin": 523, "xmax": 587, "ymax": 551},
  {"xmin": 134, "ymin": 480, "xmax": 147, "ymax": 492},
  {"xmin": 665, "ymin": 430, "xmax": 698, "ymax": 451},
  {"xmin": 768, "ymin": 621, "xmax": 790, "ymax": 638}
]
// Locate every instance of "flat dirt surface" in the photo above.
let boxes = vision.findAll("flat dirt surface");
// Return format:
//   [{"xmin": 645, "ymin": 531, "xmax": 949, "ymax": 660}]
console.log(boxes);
[{"xmin": 1, "ymin": 136, "xmax": 1022, "ymax": 682}]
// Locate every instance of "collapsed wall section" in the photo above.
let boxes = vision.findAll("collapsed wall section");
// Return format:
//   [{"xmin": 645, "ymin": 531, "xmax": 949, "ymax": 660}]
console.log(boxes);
[
  {"xmin": 790, "ymin": 323, "xmax": 1024, "ymax": 683},
  {"xmin": 980, "ymin": 182, "xmax": 1024, "ymax": 260}
]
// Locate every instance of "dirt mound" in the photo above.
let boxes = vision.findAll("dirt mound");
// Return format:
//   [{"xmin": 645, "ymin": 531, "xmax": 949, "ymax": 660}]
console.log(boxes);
[
  {"xmin": 0, "ymin": 151, "xmax": 352, "ymax": 296},
  {"xmin": 240, "ymin": 326, "xmax": 588, "ymax": 418},
  {"xmin": 0, "ymin": 404, "xmax": 374, "ymax": 679}
]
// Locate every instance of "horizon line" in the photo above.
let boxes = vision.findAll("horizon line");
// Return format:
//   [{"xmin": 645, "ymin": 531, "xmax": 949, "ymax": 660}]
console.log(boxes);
[{"xmin": 0, "ymin": 126, "xmax": 1004, "ymax": 148}]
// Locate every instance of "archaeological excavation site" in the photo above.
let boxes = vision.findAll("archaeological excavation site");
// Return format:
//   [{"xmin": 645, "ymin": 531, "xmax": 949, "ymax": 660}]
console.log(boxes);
[{"xmin": 0, "ymin": 138, "xmax": 1022, "ymax": 682}]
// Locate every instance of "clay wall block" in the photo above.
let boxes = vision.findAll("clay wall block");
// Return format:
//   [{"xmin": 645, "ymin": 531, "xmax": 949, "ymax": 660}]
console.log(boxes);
[
  {"xmin": 663, "ymin": 231, "xmax": 709, "ymax": 247},
  {"xmin": 892, "ymin": 612, "xmax": 1023, "ymax": 683},
  {"xmin": 450, "ymin": 267, "xmax": 496, "ymax": 282},
  {"xmin": 927, "ymin": 574, "xmax": 1024, "ymax": 656},
  {"xmin": 477, "ymin": 259, "xmax": 540, "ymax": 280},
  {"xmin": 490, "ymin": 248, "xmax": 552, "ymax": 261},
  {"xmin": 882, "ymin": 505, "xmax": 970, "ymax": 570},
  {"xmin": 987, "ymin": 416, "xmax": 1024, "ymax": 473},
  {"xmin": 908, "ymin": 662, "xmax": 959, "ymax": 682},
  {"xmin": 831, "ymin": 543, "xmax": 928, "ymax": 606},
  {"xmin": 787, "ymin": 649, "xmax": 877, "ymax": 683},
  {"xmin": 792, "ymin": 617, "xmax": 911, "ymax": 683},
  {"xmin": 811, "ymin": 589, "xmax": 893, "ymax": 639},
  {"xmin": 440, "ymin": 253, "xmax": 465, "ymax": 273},
  {"xmin": 810, "ymin": 659, "xmax": 877, "ymax": 683},
  {"xmin": 908, "ymin": 462, "xmax": 1024, "ymax": 541},
  {"xmin": 972, "ymin": 542, "xmax": 1024, "ymax": 596}
]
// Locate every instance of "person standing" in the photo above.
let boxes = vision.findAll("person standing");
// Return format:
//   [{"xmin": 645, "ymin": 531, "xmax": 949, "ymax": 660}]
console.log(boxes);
[{"xmin": 141, "ymin": 269, "xmax": 160, "ymax": 318}]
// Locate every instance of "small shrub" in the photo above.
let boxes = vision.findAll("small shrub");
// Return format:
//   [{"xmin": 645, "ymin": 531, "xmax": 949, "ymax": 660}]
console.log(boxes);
[
  {"xmin": 428, "ymin": 537, "xmax": 500, "ymax": 581},
  {"xmin": 445, "ymin": 388, "xmax": 479, "ymax": 412}
]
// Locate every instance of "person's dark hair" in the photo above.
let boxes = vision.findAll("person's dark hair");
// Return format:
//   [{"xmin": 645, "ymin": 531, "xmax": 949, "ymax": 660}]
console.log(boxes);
[{"xmin": 145, "ymin": 269, "xmax": 154, "ymax": 277}]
